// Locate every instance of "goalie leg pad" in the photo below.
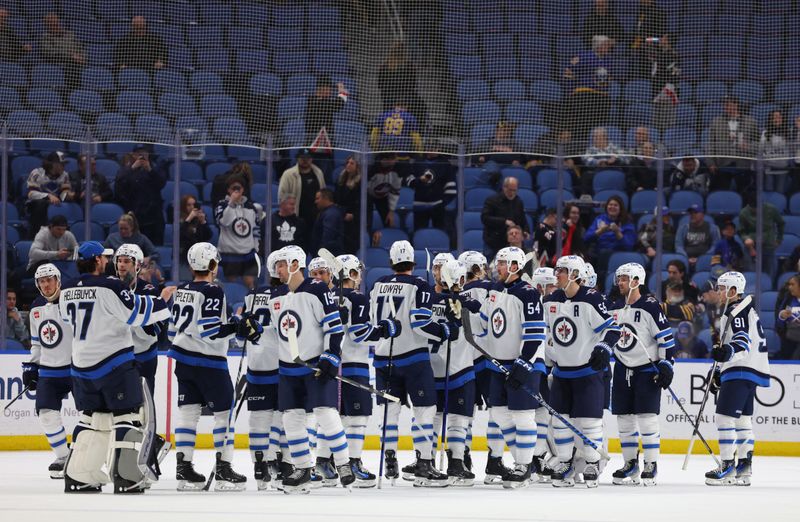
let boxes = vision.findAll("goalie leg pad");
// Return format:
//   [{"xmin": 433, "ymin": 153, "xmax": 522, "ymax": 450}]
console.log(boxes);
[
  {"xmin": 66, "ymin": 412, "xmax": 114, "ymax": 486},
  {"xmin": 112, "ymin": 410, "xmax": 148, "ymax": 494}
]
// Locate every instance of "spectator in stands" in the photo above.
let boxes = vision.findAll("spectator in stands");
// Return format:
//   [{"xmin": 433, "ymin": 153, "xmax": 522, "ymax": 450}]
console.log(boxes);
[
  {"xmin": 211, "ymin": 162, "xmax": 253, "ymax": 210},
  {"xmin": 583, "ymin": 195, "xmax": 636, "ymax": 264},
  {"xmin": 378, "ymin": 41, "xmax": 426, "ymax": 122},
  {"xmin": 706, "ymin": 96, "xmax": 758, "ymax": 191},
  {"xmin": 25, "ymin": 152, "xmax": 76, "ymax": 239},
  {"xmin": 178, "ymin": 195, "xmax": 212, "ymax": 280},
  {"xmin": 215, "ymin": 175, "xmax": 263, "ymax": 287},
  {"xmin": 4, "ymin": 289, "xmax": 29, "ymax": 348},
  {"xmin": 533, "ymin": 208, "xmax": 558, "ymax": 263},
  {"xmin": 564, "ymin": 35, "xmax": 614, "ymax": 141},
  {"xmin": 668, "ymin": 157, "xmax": 709, "ymax": 196},
  {"xmin": 113, "ymin": 15, "xmax": 166, "ymax": 70},
  {"xmin": 506, "ymin": 225, "xmax": 529, "ymax": 252},
  {"xmin": 712, "ymin": 220, "xmax": 746, "ymax": 271},
  {"xmin": 581, "ymin": 126, "xmax": 628, "ymax": 195},
  {"xmin": 104, "ymin": 213, "xmax": 158, "ymax": 263},
  {"xmin": 739, "ymin": 191, "xmax": 784, "ymax": 279},
  {"xmin": 632, "ymin": 0, "xmax": 667, "ymax": 77},
  {"xmin": 631, "ymin": 127, "xmax": 651, "ymax": 155},
  {"xmin": 661, "ymin": 281, "xmax": 696, "ymax": 329},
  {"xmin": 370, "ymin": 99, "xmax": 423, "ymax": 168},
  {"xmin": 272, "ymin": 195, "xmax": 307, "ymax": 252},
  {"xmin": 70, "ymin": 154, "xmax": 113, "ymax": 205},
  {"xmin": 661, "ymin": 259, "xmax": 698, "ymax": 304},
  {"xmin": 39, "ymin": 12, "xmax": 85, "ymax": 88},
  {"xmin": 538, "ymin": 129, "xmax": 584, "ymax": 185},
  {"xmin": 115, "ymin": 147, "xmax": 166, "ymax": 246},
  {"xmin": 648, "ymin": 35, "xmax": 680, "ymax": 130},
  {"xmin": 278, "ymin": 149, "xmax": 326, "ymax": 232},
  {"xmin": 561, "ymin": 203, "xmax": 587, "ymax": 259},
  {"xmin": 777, "ymin": 274, "xmax": 800, "ymax": 360},
  {"xmin": 479, "ymin": 121, "xmax": 522, "ymax": 166},
  {"xmin": 311, "ymin": 189, "xmax": 345, "ymax": 256},
  {"xmin": 636, "ymin": 206, "xmax": 675, "ymax": 261},
  {"xmin": 675, "ymin": 204, "xmax": 719, "ymax": 269},
  {"xmin": 627, "ymin": 140, "xmax": 658, "ymax": 192},
  {"xmin": 581, "ymin": 0, "xmax": 623, "ymax": 47},
  {"xmin": 761, "ymin": 110, "xmax": 791, "ymax": 193},
  {"xmin": 305, "ymin": 76, "xmax": 349, "ymax": 175},
  {"xmin": 27, "ymin": 214, "xmax": 78, "ymax": 275},
  {"xmin": 406, "ymin": 149, "xmax": 456, "ymax": 231},
  {"xmin": 334, "ymin": 156, "xmax": 361, "ymax": 254},
  {"xmin": 367, "ymin": 153, "xmax": 402, "ymax": 228},
  {"xmin": 0, "ymin": 9, "xmax": 31, "ymax": 61},
  {"xmin": 673, "ymin": 321, "xmax": 709, "ymax": 359},
  {"xmin": 785, "ymin": 242, "xmax": 800, "ymax": 274},
  {"xmin": 481, "ymin": 177, "xmax": 530, "ymax": 258}
]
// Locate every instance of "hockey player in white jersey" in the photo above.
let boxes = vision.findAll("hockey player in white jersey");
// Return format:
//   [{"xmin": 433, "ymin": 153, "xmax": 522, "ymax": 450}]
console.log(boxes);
[
  {"xmin": 543, "ymin": 255, "xmax": 621, "ymax": 488},
  {"xmin": 168, "ymin": 242, "xmax": 260, "ymax": 492},
  {"xmin": 705, "ymin": 271, "xmax": 770, "ymax": 486},
  {"xmin": 269, "ymin": 245, "xmax": 355, "ymax": 493},
  {"xmin": 610, "ymin": 263, "xmax": 675, "ymax": 486},
  {"xmin": 370, "ymin": 240, "xmax": 458, "ymax": 487},
  {"xmin": 478, "ymin": 246, "xmax": 547, "ymax": 489},
  {"xmin": 59, "ymin": 241, "xmax": 174, "ymax": 494},
  {"xmin": 458, "ymin": 250, "xmax": 507, "ymax": 483},
  {"xmin": 335, "ymin": 253, "xmax": 400, "ymax": 487},
  {"xmin": 22, "ymin": 263, "xmax": 74, "ymax": 478}
]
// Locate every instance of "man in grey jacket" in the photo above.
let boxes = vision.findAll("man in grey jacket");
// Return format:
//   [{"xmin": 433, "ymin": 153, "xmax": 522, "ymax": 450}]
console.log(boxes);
[
  {"xmin": 706, "ymin": 96, "xmax": 758, "ymax": 191},
  {"xmin": 27, "ymin": 215, "xmax": 78, "ymax": 276},
  {"xmin": 278, "ymin": 149, "xmax": 326, "ymax": 231}
]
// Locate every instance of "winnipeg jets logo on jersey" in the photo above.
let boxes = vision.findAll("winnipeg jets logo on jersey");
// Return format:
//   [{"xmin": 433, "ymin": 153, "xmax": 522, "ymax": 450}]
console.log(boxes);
[
  {"xmin": 491, "ymin": 309, "xmax": 506, "ymax": 337},
  {"xmin": 277, "ymin": 221, "xmax": 297, "ymax": 241},
  {"xmin": 38, "ymin": 319, "xmax": 63, "ymax": 349},
  {"xmin": 616, "ymin": 323, "xmax": 638, "ymax": 352},
  {"xmin": 233, "ymin": 217, "xmax": 252, "ymax": 238},
  {"xmin": 278, "ymin": 310, "xmax": 302, "ymax": 342},
  {"xmin": 553, "ymin": 316, "xmax": 577, "ymax": 346}
]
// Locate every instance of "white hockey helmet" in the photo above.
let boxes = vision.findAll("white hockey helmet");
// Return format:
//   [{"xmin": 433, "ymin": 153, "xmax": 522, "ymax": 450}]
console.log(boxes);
[
  {"xmin": 432, "ymin": 252, "xmax": 455, "ymax": 268},
  {"xmin": 495, "ymin": 247, "xmax": 527, "ymax": 274},
  {"xmin": 555, "ymin": 255, "xmax": 586, "ymax": 281},
  {"xmin": 34, "ymin": 263, "xmax": 61, "ymax": 299},
  {"xmin": 582, "ymin": 262, "xmax": 597, "ymax": 288},
  {"xmin": 187, "ymin": 242, "xmax": 220, "ymax": 272},
  {"xmin": 267, "ymin": 250, "xmax": 281, "ymax": 279},
  {"xmin": 532, "ymin": 266, "xmax": 557, "ymax": 288},
  {"xmin": 114, "ymin": 243, "xmax": 144, "ymax": 272},
  {"xmin": 458, "ymin": 250, "xmax": 488, "ymax": 272},
  {"xmin": 717, "ymin": 271, "xmax": 746, "ymax": 295},
  {"xmin": 336, "ymin": 254, "xmax": 363, "ymax": 283},
  {"xmin": 308, "ymin": 256, "xmax": 330, "ymax": 274},
  {"xmin": 279, "ymin": 245, "xmax": 307, "ymax": 271},
  {"xmin": 389, "ymin": 240, "xmax": 414, "ymax": 265},
  {"xmin": 616, "ymin": 262, "xmax": 646, "ymax": 288},
  {"xmin": 441, "ymin": 259, "xmax": 467, "ymax": 289}
]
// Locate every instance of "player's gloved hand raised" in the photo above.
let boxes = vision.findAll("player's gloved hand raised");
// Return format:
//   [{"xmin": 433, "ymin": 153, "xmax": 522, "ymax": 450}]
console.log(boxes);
[
  {"xmin": 711, "ymin": 343, "xmax": 734, "ymax": 363},
  {"xmin": 22, "ymin": 363, "xmax": 38, "ymax": 391},
  {"xmin": 338, "ymin": 306, "xmax": 349, "ymax": 326},
  {"xmin": 376, "ymin": 318, "xmax": 401, "ymax": 339},
  {"xmin": 507, "ymin": 358, "xmax": 534, "ymax": 390},
  {"xmin": 588, "ymin": 343, "xmax": 611, "ymax": 371},
  {"xmin": 237, "ymin": 314, "xmax": 263, "ymax": 343},
  {"xmin": 211, "ymin": 314, "xmax": 241, "ymax": 340},
  {"xmin": 707, "ymin": 366, "xmax": 722, "ymax": 395},
  {"xmin": 654, "ymin": 359, "xmax": 674, "ymax": 389},
  {"xmin": 316, "ymin": 351, "xmax": 340, "ymax": 381},
  {"xmin": 442, "ymin": 321, "xmax": 460, "ymax": 342},
  {"xmin": 445, "ymin": 300, "xmax": 463, "ymax": 325}
]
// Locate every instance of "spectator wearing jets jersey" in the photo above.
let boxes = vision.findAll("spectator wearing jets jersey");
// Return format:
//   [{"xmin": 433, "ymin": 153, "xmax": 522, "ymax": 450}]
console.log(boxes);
[
  {"xmin": 705, "ymin": 271, "xmax": 770, "ymax": 487},
  {"xmin": 268, "ymin": 245, "xmax": 355, "ymax": 493},
  {"xmin": 543, "ymin": 255, "xmax": 621, "ymax": 488},
  {"xmin": 609, "ymin": 263, "xmax": 675, "ymax": 486},
  {"xmin": 60, "ymin": 241, "xmax": 175, "ymax": 494},
  {"xmin": 22, "ymin": 263, "xmax": 74, "ymax": 479},
  {"xmin": 406, "ymin": 149, "xmax": 457, "ymax": 232},
  {"xmin": 168, "ymin": 242, "xmax": 260, "ymax": 492},
  {"xmin": 25, "ymin": 152, "xmax": 76, "ymax": 239},
  {"xmin": 370, "ymin": 240, "xmax": 459, "ymax": 487},
  {"xmin": 215, "ymin": 175, "xmax": 264, "ymax": 288},
  {"xmin": 477, "ymin": 247, "xmax": 547, "ymax": 489}
]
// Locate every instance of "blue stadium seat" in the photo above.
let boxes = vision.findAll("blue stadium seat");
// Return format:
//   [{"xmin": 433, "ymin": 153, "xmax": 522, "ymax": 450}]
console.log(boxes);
[
  {"xmin": 194, "ymin": 49, "xmax": 230, "ymax": 74},
  {"xmin": 695, "ymin": 254, "xmax": 714, "ymax": 272},
  {"xmin": 458, "ymin": 80, "xmax": 489, "ymax": 101},
  {"xmin": 89, "ymin": 203, "xmax": 124, "ymax": 227},
  {"xmin": 313, "ymin": 52, "xmax": 349, "ymax": 75},
  {"xmin": 607, "ymin": 252, "xmax": 648, "ymax": 274},
  {"xmin": 26, "ymin": 88, "xmax": 63, "ymax": 113},
  {"xmin": 539, "ymin": 189, "xmax": 574, "ymax": 210},
  {"xmin": 365, "ymin": 247, "xmax": 389, "ymax": 268},
  {"xmin": 309, "ymin": 7, "xmax": 342, "ymax": 30},
  {"xmin": 463, "ymin": 211, "xmax": 483, "ymax": 231},
  {"xmin": 669, "ymin": 191, "xmax": 704, "ymax": 213},
  {"xmin": 500, "ymin": 167, "xmax": 532, "ymax": 189},
  {"xmin": 706, "ymin": 191, "xmax": 742, "ymax": 216},
  {"xmin": 395, "ymin": 188, "xmax": 414, "ymax": 213},
  {"xmin": 82, "ymin": 67, "xmax": 114, "ymax": 91},
  {"xmin": 158, "ymin": 93, "xmax": 196, "ymax": 118},
  {"xmin": 162, "ymin": 181, "xmax": 199, "ymax": 203},
  {"xmin": 592, "ymin": 170, "xmax": 626, "ymax": 192},
  {"xmin": 463, "ymin": 101, "xmax": 500, "ymax": 126},
  {"xmin": 71, "ymin": 221, "xmax": 105, "ymax": 242},
  {"xmin": 68, "ymin": 90, "xmax": 104, "ymax": 117},
  {"xmin": 776, "ymin": 234, "xmax": 800, "ymax": 260},
  {"xmin": 742, "ymin": 272, "xmax": 772, "ymax": 293},
  {"xmin": 483, "ymin": 56, "xmax": 517, "ymax": 79},
  {"xmin": 445, "ymin": 33, "xmax": 477, "ymax": 55},
  {"xmin": 517, "ymin": 188, "xmax": 538, "ymax": 212},
  {"xmin": 377, "ymin": 229, "xmax": 409, "ymax": 249},
  {"xmin": 237, "ymin": 50, "xmax": 270, "ymax": 75},
  {"xmin": 761, "ymin": 291, "xmax": 779, "ymax": 312},
  {"xmin": 30, "ymin": 64, "xmax": 64, "ymax": 89},
  {"xmin": 366, "ymin": 267, "xmax": 394, "ymax": 291},
  {"xmin": 492, "ymin": 80, "xmax": 525, "ymax": 102},
  {"xmin": 277, "ymin": 96, "xmax": 306, "ymax": 121},
  {"xmin": 625, "ymin": 103, "xmax": 653, "ymax": 127},
  {"xmin": 191, "ymin": 71, "xmax": 224, "ymax": 95},
  {"xmin": 528, "ymin": 80, "xmax": 561, "ymax": 103},
  {"xmin": 228, "ymin": 26, "xmax": 266, "ymax": 50},
  {"xmin": 708, "ymin": 57, "xmax": 742, "ymax": 83},
  {"xmin": 514, "ymin": 124, "xmax": 549, "ymax": 150},
  {"xmin": 136, "ymin": 114, "xmax": 172, "ymax": 142},
  {"xmin": 413, "ymin": 229, "xmax": 450, "ymax": 251},
  {"xmin": 213, "ymin": 118, "xmax": 250, "ymax": 144},
  {"xmin": 630, "ymin": 190, "xmax": 658, "ymax": 215},
  {"xmin": 200, "ymin": 94, "xmax": 239, "ymax": 119},
  {"xmin": 118, "ymin": 68, "xmax": 151, "ymax": 92},
  {"xmin": 187, "ymin": 24, "xmax": 223, "ymax": 49},
  {"xmin": 693, "ymin": 81, "xmax": 728, "ymax": 104},
  {"xmin": 449, "ymin": 55, "xmax": 480, "ymax": 79},
  {"xmin": 236, "ymin": 2, "xmax": 271, "ymax": 26},
  {"xmin": 223, "ymin": 282, "xmax": 249, "ymax": 309},
  {"xmin": 167, "ymin": 46, "xmax": 191, "ymax": 71},
  {"xmin": 536, "ymin": 169, "xmax": 572, "ymax": 191},
  {"xmin": 623, "ymin": 80, "xmax": 652, "ymax": 103},
  {"xmin": 205, "ymin": 162, "xmax": 232, "ymax": 182},
  {"xmin": 47, "ymin": 112, "xmax": 85, "ymax": 139},
  {"xmin": 116, "ymin": 91, "xmax": 153, "ymax": 116},
  {"xmin": 762, "ymin": 192, "xmax": 787, "ymax": 214},
  {"xmin": 593, "ymin": 190, "xmax": 628, "ymax": 209},
  {"xmin": 505, "ymin": 101, "xmax": 542, "ymax": 125},
  {"xmin": 95, "ymin": 113, "xmax": 132, "ymax": 140},
  {"xmin": 250, "ymin": 73, "xmax": 282, "ymax": 97},
  {"xmin": 268, "ymin": 28, "xmax": 302, "ymax": 50},
  {"xmin": 14, "ymin": 240, "xmax": 33, "ymax": 269},
  {"xmin": 273, "ymin": 51, "xmax": 309, "ymax": 75},
  {"xmin": 690, "ymin": 271, "xmax": 711, "ymax": 289},
  {"xmin": 463, "ymin": 230, "xmax": 484, "ymax": 252},
  {"xmin": 48, "ymin": 202, "xmax": 82, "ymax": 223},
  {"xmin": 774, "ymin": 81, "xmax": 800, "ymax": 105},
  {"xmin": 12, "ymin": 156, "xmax": 43, "ymax": 181},
  {"xmin": 0, "ymin": 86, "xmax": 20, "ymax": 113},
  {"xmin": 663, "ymin": 127, "xmax": 697, "ymax": 154},
  {"xmin": 465, "ymin": 187, "xmax": 496, "ymax": 211},
  {"xmin": 731, "ymin": 80, "xmax": 764, "ymax": 105},
  {"xmin": 700, "ymin": 103, "xmax": 723, "ymax": 128},
  {"xmin": 0, "ymin": 63, "xmax": 26, "ymax": 89},
  {"xmin": 470, "ymin": 124, "xmax": 495, "ymax": 148}
]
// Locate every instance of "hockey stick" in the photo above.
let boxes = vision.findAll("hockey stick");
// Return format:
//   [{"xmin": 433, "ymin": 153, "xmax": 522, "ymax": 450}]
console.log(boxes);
[
  {"xmin": 3, "ymin": 385, "xmax": 30, "ymax": 411},
  {"xmin": 460, "ymin": 311, "xmax": 610, "ymax": 460},
  {"xmin": 437, "ymin": 267, "xmax": 461, "ymax": 470},
  {"xmin": 682, "ymin": 294, "xmax": 752, "ymax": 470}
]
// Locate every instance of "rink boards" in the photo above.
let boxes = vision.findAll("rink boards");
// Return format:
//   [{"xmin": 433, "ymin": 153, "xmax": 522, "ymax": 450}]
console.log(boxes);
[{"xmin": 0, "ymin": 352, "xmax": 798, "ymax": 455}]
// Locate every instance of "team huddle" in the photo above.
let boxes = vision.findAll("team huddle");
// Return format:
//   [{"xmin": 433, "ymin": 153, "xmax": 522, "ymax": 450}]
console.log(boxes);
[{"xmin": 20, "ymin": 237, "xmax": 770, "ymax": 494}]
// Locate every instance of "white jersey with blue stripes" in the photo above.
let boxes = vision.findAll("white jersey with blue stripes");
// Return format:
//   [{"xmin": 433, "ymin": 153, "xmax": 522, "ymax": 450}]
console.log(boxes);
[
  {"xmin": 719, "ymin": 298, "xmax": 771, "ymax": 387},
  {"xmin": 28, "ymin": 296, "xmax": 73, "ymax": 376},
  {"xmin": 243, "ymin": 285, "xmax": 280, "ymax": 374},
  {"xmin": 168, "ymin": 281, "xmax": 234, "ymax": 369},
  {"xmin": 611, "ymin": 294, "xmax": 675, "ymax": 368}
]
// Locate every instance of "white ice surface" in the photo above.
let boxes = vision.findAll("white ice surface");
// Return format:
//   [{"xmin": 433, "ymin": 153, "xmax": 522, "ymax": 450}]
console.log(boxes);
[{"xmin": 0, "ymin": 450, "xmax": 795, "ymax": 522}]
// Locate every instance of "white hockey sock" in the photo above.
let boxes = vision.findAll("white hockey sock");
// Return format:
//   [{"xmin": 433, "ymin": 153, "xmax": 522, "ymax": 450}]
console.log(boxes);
[
  {"xmin": 577, "ymin": 418, "xmax": 603, "ymax": 463},
  {"xmin": 343, "ymin": 415, "xmax": 368, "ymax": 459},
  {"xmin": 638, "ymin": 413, "xmax": 660, "ymax": 463},
  {"xmin": 433, "ymin": 412, "xmax": 443, "ymax": 452},
  {"xmin": 248, "ymin": 410, "xmax": 271, "ymax": 462},
  {"xmin": 316, "ymin": 421, "xmax": 331, "ymax": 459},
  {"xmin": 306, "ymin": 412, "xmax": 318, "ymax": 455},
  {"xmin": 175, "ymin": 404, "xmax": 201, "ymax": 461},
  {"xmin": 314, "ymin": 407, "xmax": 349, "ymax": 466},
  {"xmin": 717, "ymin": 414, "xmax": 737, "ymax": 461},
  {"xmin": 381, "ymin": 402, "xmax": 401, "ymax": 453},
  {"xmin": 490, "ymin": 406, "xmax": 517, "ymax": 462},
  {"xmin": 212, "ymin": 410, "xmax": 235, "ymax": 462},
  {"xmin": 412, "ymin": 405, "xmax": 436, "ymax": 460},
  {"xmin": 534, "ymin": 407, "xmax": 550, "ymax": 457},
  {"xmin": 39, "ymin": 408, "xmax": 69, "ymax": 458},
  {"xmin": 268, "ymin": 411, "xmax": 282, "ymax": 461},
  {"xmin": 511, "ymin": 410, "xmax": 537, "ymax": 465},
  {"xmin": 279, "ymin": 427, "xmax": 290, "ymax": 464},
  {"xmin": 446, "ymin": 414, "xmax": 470, "ymax": 460},
  {"xmin": 487, "ymin": 418, "xmax": 506, "ymax": 457},
  {"xmin": 283, "ymin": 409, "xmax": 312, "ymax": 469},
  {"xmin": 466, "ymin": 420, "xmax": 473, "ymax": 451},
  {"xmin": 551, "ymin": 415, "xmax": 574, "ymax": 462},
  {"xmin": 735, "ymin": 415, "xmax": 754, "ymax": 460},
  {"xmin": 617, "ymin": 414, "xmax": 639, "ymax": 462}
]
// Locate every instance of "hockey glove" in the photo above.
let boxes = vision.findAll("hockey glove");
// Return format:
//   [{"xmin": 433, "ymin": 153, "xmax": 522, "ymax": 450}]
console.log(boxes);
[
  {"xmin": 588, "ymin": 343, "xmax": 612, "ymax": 371},
  {"xmin": 654, "ymin": 359, "xmax": 674, "ymax": 389},
  {"xmin": 707, "ymin": 367, "xmax": 722, "ymax": 395},
  {"xmin": 711, "ymin": 343, "xmax": 734, "ymax": 363},
  {"xmin": 376, "ymin": 318, "xmax": 401, "ymax": 339},
  {"xmin": 442, "ymin": 321, "xmax": 460, "ymax": 342},
  {"xmin": 338, "ymin": 306, "xmax": 349, "ymax": 326},
  {"xmin": 237, "ymin": 315, "xmax": 263, "ymax": 343},
  {"xmin": 507, "ymin": 358, "xmax": 534, "ymax": 390},
  {"xmin": 22, "ymin": 363, "xmax": 39, "ymax": 391},
  {"xmin": 317, "ymin": 352, "xmax": 340, "ymax": 381},
  {"xmin": 211, "ymin": 315, "xmax": 242, "ymax": 340}
]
